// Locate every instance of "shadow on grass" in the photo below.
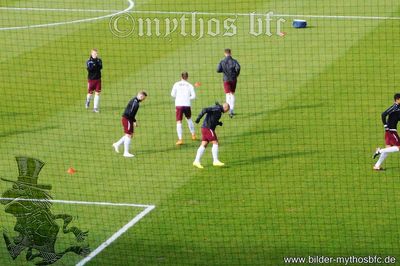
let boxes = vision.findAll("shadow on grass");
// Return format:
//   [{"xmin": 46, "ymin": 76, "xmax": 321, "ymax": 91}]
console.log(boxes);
[
  {"xmin": 0, "ymin": 111, "xmax": 32, "ymax": 118},
  {"xmin": 238, "ymin": 103, "xmax": 324, "ymax": 119},
  {"xmin": 138, "ymin": 141, "xmax": 198, "ymax": 155},
  {"xmin": 0, "ymin": 126, "xmax": 58, "ymax": 139},
  {"xmin": 226, "ymin": 128, "xmax": 290, "ymax": 141},
  {"xmin": 228, "ymin": 151, "xmax": 315, "ymax": 167}
]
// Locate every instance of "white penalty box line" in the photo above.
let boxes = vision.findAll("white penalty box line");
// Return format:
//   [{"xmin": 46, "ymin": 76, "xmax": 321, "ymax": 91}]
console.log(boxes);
[
  {"xmin": 0, "ymin": 197, "xmax": 155, "ymax": 266},
  {"xmin": 1, "ymin": 6, "xmax": 400, "ymax": 21}
]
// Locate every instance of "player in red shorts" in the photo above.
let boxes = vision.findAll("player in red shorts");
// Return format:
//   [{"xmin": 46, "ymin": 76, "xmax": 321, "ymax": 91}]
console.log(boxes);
[
  {"xmin": 373, "ymin": 93, "xmax": 400, "ymax": 170},
  {"xmin": 171, "ymin": 71, "xmax": 196, "ymax": 145},
  {"xmin": 85, "ymin": 49, "xmax": 103, "ymax": 113},
  {"xmin": 217, "ymin": 48, "xmax": 241, "ymax": 118},
  {"xmin": 193, "ymin": 102, "xmax": 230, "ymax": 168},
  {"xmin": 112, "ymin": 91, "xmax": 148, "ymax": 158}
]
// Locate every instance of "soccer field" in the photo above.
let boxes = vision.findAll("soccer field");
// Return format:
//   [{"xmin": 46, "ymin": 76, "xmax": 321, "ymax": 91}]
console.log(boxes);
[{"xmin": 1, "ymin": 0, "xmax": 400, "ymax": 265}]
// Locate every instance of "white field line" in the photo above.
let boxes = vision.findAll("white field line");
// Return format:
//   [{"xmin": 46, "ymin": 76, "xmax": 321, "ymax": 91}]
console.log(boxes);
[
  {"xmin": 1, "ymin": 6, "xmax": 400, "ymax": 21},
  {"xmin": 128, "ymin": 10, "xmax": 400, "ymax": 21},
  {"xmin": 0, "ymin": 7, "xmax": 118, "ymax": 13},
  {"xmin": 0, "ymin": 0, "xmax": 134, "ymax": 31},
  {"xmin": 0, "ymin": 197, "xmax": 152, "ymax": 208},
  {"xmin": 76, "ymin": 205, "xmax": 155, "ymax": 266},
  {"xmin": 0, "ymin": 197, "xmax": 156, "ymax": 265}
]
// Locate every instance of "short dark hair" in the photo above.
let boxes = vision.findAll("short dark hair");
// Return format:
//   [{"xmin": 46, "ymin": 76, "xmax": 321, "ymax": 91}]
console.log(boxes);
[
  {"xmin": 394, "ymin": 93, "xmax": 400, "ymax": 100},
  {"xmin": 181, "ymin": 71, "xmax": 189, "ymax": 80},
  {"xmin": 139, "ymin": 90, "xmax": 148, "ymax": 97},
  {"xmin": 224, "ymin": 48, "xmax": 231, "ymax": 54}
]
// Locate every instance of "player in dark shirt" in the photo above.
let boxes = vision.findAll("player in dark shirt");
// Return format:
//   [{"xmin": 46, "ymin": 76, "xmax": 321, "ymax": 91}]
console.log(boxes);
[
  {"xmin": 217, "ymin": 48, "xmax": 241, "ymax": 118},
  {"xmin": 85, "ymin": 49, "xmax": 103, "ymax": 113},
  {"xmin": 193, "ymin": 102, "xmax": 230, "ymax": 168},
  {"xmin": 373, "ymin": 93, "xmax": 400, "ymax": 170},
  {"xmin": 112, "ymin": 91, "xmax": 148, "ymax": 158}
]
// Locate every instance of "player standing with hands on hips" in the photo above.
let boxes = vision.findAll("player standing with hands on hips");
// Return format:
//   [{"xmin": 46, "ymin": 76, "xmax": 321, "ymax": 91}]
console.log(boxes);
[
  {"xmin": 85, "ymin": 49, "xmax": 103, "ymax": 113},
  {"xmin": 171, "ymin": 71, "xmax": 197, "ymax": 145},
  {"xmin": 193, "ymin": 102, "xmax": 230, "ymax": 168},
  {"xmin": 217, "ymin": 48, "xmax": 241, "ymax": 118},
  {"xmin": 113, "ymin": 91, "xmax": 148, "ymax": 158}
]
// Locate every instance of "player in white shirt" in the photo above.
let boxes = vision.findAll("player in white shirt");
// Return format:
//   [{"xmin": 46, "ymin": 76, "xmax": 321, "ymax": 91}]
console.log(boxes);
[{"xmin": 171, "ymin": 72, "xmax": 196, "ymax": 145}]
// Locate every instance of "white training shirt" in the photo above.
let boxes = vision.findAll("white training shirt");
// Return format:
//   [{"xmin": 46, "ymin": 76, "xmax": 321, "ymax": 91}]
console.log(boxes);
[{"xmin": 171, "ymin": 79, "xmax": 196, "ymax": 107}]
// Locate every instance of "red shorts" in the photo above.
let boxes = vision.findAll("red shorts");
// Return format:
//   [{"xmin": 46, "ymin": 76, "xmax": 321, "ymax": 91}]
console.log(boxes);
[
  {"xmin": 176, "ymin": 106, "xmax": 192, "ymax": 121},
  {"xmin": 122, "ymin": 117, "xmax": 134, "ymax": 135},
  {"xmin": 88, "ymin": 79, "xmax": 101, "ymax": 94},
  {"xmin": 224, "ymin": 80, "xmax": 237, "ymax": 94},
  {"xmin": 385, "ymin": 131, "xmax": 400, "ymax": 146},
  {"xmin": 201, "ymin": 128, "xmax": 218, "ymax": 142}
]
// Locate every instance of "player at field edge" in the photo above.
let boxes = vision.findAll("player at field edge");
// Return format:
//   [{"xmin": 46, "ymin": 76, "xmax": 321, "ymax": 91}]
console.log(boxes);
[
  {"xmin": 85, "ymin": 49, "xmax": 103, "ymax": 113},
  {"xmin": 217, "ymin": 48, "xmax": 241, "ymax": 118},
  {"xmin": 373, "ymin": 93, "xmax": 400, "ymax": 170},
  {"xmin": 193, "ymin": 102, "xmax": 230, "ymax": 168},
  {"xmin": 112, "ymin": 91, "xmax": 148, "ymax": 158},
  {"xmin": 171, "ymin": 71, "xmax": 197, "ymax": 145}
]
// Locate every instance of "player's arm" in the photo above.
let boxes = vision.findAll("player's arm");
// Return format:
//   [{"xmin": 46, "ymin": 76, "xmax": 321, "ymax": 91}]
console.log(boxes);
[
  {"xmin": 129, "ymin": 101, "xmax": 140, "ymax": 122},
  {"xmin": 381, "ymin": 104, "xmax": 396, "ymax": 128},
  {"xmin": 171, "ymin": 85, "xmax": 177, "ymax": 98},
  {"xmin": 98, "ymin": 59, "xmax": 103, "ymax": 70},
  {"xmin": 235, "ymin": 60, "xmax": 241, "ymax": 77},
  {"xmin": 217, "ymin": 61, "xmax": 223, "ymax": 73},
  {"xmin": 86, "ymin": 60, "xmax": 94, "ymax": 71},
  {"xmin": 195, "ymin": 107, "xmax": 211, "ymax": 123},
  {"xmin": 190, "ymin": 85, "xmax": 196, "ymax": 100}
]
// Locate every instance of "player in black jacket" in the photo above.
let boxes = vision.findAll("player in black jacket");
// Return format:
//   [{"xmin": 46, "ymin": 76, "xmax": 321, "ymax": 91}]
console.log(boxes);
[
  {"xmin": 113, "ymin": 91, "xmax": 148, "ymax": 158},
  {"xmin": 217, "ymin": 48, "xmax": 240, "ymax": 118},
  {"xmin": 373, "ymin": 93, "xmax": 400, "ymax": 170},
  {"xmin": 193, "ymin": 102, "xmax": 230, "ymax": 168},
  {"xmin": 85, "ymin": 49, "xmax": 103, "ymax": 112}
]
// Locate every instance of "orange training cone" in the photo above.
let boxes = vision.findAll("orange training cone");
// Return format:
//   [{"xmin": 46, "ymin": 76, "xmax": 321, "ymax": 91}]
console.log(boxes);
[{"xmin": 67, "ymin": 167, "xmax": 76, "ymax": 175}]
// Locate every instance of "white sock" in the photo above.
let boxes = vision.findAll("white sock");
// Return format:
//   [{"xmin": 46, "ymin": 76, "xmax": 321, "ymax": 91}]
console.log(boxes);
[
  {"xmin": 375, "ymin": 153, "xmax": 388, "ymax": 168},
  {"xmin": 212, "ymin": 144, "xmax": 219, "ymax": 162},
  {"xmin": 115, "ymin": 136, "xmax": 125, "ymax": 146},
  {"xmin": 94, "ymin": 94, "xmax": 100, "ymax": 109},
  {"xmin": 194, "ymin": 146, "xmax": 205, "ymax": 163},
  {"xmin": 230, "ymin": 95, "xmax": 235, "ymax": 112},
  {"xmin": 379, "ymin": 146, "xmax": 399, "ymax": 153},
  {"xmin": 86, "ymin": 94, "xmax": 92, "ymax": 103},
  {"xmin": 374, "ymin": 146, "xmax": 399, "ymax": 168},
  {"xmin": 187, "ymin": 119, "xmax": 195, "ymax": 134},
  {"xmin": 226, "ymin": 94, "xmax": 231, "ymax": 107},
  {"xmin": 124, "ymin": 136, "xmax": 131, "ymax": 154},
  {"xmin": 177, "ymin": 123, "xmax": 183, "ymax": 140}
]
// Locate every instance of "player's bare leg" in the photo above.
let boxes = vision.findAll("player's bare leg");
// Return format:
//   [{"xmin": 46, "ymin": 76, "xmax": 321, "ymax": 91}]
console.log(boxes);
[
  {"xmin": 373, "ymin": 145, "xmax": 399, "ymax": 170},
  {"xmin": 93, "ymin": 92, "xmax": 100, "ymax": 113},
  {"xmin": 211, "ymin": 140, "xmax": 225, "ymax": 166},
  {"xmin": 176, "ymin": 121, "xmax": 183, "ymax": 145},
  {"xmin": 193, "ymin": 141, "xmax": 208, "ymax": 168}
]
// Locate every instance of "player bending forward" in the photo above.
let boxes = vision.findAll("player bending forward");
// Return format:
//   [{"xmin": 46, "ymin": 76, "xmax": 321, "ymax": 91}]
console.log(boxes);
[
  {"xmin": 171, "ymin": 71, "xmax": 196, "ymax": 145},
  {"xmin": 193, "ymin": 102, "xmax": 230, "ymax": 168},
  {"xmin": 373, "ymin": 93, "xmax": 400, "ymax": 170},
  {"xmin": 113, "ymin": 91, "xmax": 148, "ymax": 158},
  {"xmin": 85, "ymin": 49, "xmax": 103, "ymax": 113}
]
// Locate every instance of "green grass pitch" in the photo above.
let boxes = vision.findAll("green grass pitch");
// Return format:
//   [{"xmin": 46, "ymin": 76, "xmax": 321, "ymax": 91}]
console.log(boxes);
[{"xmin": 1, "ymin": 0, "xmax": 400, "ymax": 265}]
